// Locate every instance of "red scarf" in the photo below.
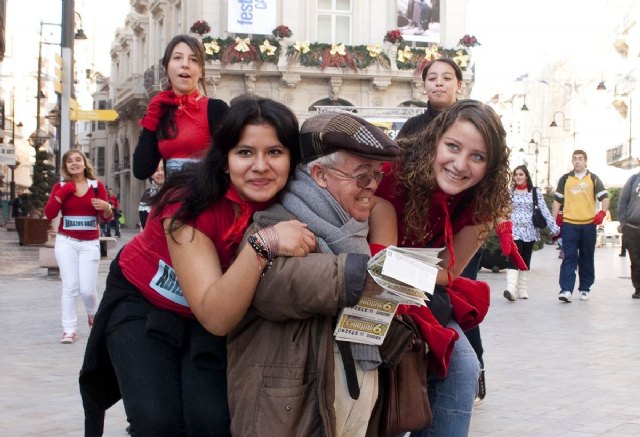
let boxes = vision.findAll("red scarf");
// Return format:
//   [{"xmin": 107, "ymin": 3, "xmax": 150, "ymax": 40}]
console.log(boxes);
[
  {"xmin": 174, "ymin": 89, "xmax": 201, "ymax": 117},
  {"xmin": 515, "ymin": 183, "xmax": 528, "ymax": 190},
  {"xmin": 221, "ymin": 185, "xmax": 271, "ymax": 253},
  {"xmin": 431, "ymin": 189, "xmax": 455, "ymax": 286}
]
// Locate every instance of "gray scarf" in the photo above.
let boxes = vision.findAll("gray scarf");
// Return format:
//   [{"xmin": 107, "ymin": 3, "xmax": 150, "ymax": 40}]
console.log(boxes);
[
  {"xmin": 281, "ymin": 169, "xmax": 371, "ymax": 256},
  {"xmin": 281, "ymin": 168, "xmax": 380, "ymax": 370}
]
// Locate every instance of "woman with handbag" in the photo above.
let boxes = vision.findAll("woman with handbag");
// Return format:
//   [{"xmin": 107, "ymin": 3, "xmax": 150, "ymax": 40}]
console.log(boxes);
[
  {"xmin": 503, "ymin": 165, "xmax": 560, "ymax": 301},
  {"xmin": 372, "ymin": 99, "xmax": 527, "ymax": 436},
  {"xmin": 133, "ymin": 34, "xmax": 229, "ymax": 180}
]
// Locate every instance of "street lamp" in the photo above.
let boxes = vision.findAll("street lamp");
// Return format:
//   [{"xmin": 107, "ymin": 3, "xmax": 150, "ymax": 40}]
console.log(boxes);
[
  {"xmin": 520, "ymin": 94, "xmax": 529, "ymax": 111},
  {"xmin": 8, "ymin": 161, "xmax": 20, "ymax": 203},
  {"xmin": 36, "ymin": 3, "xmax": 87, "ymax": 179},
  {"xmin": 549, "ymin": 111, "xmax": 567, "ymax": 129},
  {"xmin": 528, "ymin": 130, "xmax": 551, "ymax": 188}
]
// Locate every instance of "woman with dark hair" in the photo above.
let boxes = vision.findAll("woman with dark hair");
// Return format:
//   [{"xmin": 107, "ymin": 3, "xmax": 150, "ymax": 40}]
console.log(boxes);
[
  {"xmin": 397, "ymin": 57, "xmax": 463, "ymax": 139},
  {"xmin": 79, "ymin": 96, "xmax": 315, "ymax": 436},
  {"xmin": 503, "ymin": 165, "xmax": 559, "ymax": 301},
  {"xmin": 44, "ymin": 149, "xmax": 113, "ymax": 344},
  {"xmin": 372, "ymin": 99, "xmax": 525, "ymax": 436},
  {"xmin": 133, "ymin": 34, "xmax": 229, "ymax": 179}
]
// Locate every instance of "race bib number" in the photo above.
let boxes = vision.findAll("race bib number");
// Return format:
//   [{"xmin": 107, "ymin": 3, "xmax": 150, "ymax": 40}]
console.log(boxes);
[
  {"xmin": 63, "ymin": 215, "xmax": 97, "ymax": 231},
  {"xmin": 149, "ymin": 260, "xmax": 189, "ymax": 307}
]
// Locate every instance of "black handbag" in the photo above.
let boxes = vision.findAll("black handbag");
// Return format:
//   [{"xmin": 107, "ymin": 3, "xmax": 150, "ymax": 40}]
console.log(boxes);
[{"xmin": 532, "ymin": 187, "xmax": 547, "ymax": 229}]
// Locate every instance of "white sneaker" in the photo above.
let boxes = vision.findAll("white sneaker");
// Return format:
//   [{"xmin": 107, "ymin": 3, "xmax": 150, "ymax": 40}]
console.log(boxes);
[
  {"xmin": 60, "ymin": 332, "xmax": 76, "ymax": 344},
  {"xmin": 558, "ymin": 291, "xmax": 572, "ymax": 303},
  {"xmin": 579, "ymin": 290, "xmax": 590, "ymax": 301}
]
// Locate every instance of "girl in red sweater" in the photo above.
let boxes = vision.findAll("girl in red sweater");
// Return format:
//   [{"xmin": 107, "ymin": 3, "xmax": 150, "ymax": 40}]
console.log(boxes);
[{"xmin": 44, "ymin": 150, "xmax": 113, "ymax": 344}]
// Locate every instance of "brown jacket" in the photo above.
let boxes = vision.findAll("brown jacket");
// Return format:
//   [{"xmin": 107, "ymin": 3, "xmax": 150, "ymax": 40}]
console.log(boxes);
[{"xmin": 227, "ymin": 205, "xmax": 369, "ymax": 437}]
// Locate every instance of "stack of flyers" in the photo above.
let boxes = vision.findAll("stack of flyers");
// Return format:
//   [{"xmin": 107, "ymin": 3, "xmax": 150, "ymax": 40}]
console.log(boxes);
[{"xmin": 334, "ymin": 246, "xmax": 443, "ymax": 346}]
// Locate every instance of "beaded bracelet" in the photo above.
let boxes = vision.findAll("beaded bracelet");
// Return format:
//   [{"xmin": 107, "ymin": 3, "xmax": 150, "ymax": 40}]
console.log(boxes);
[
  {"xmin": 248, "ymin": 231, "xmax": 275, "ymax": 276},
  {"xmin": 248, "ymin": 233, "xmax": 270, "ymax": 260}
]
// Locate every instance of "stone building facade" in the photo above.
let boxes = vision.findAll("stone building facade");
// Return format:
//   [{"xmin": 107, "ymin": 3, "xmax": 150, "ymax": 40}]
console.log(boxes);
[{"xmin": 99, "ymin": 0, "xmax": 475, "ymax": 227}]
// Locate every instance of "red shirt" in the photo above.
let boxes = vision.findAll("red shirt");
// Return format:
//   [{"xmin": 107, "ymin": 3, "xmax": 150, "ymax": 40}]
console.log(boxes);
[
  {"xmin": 158, "ymin": 96, "xmax": 211, "ymax": 161},
  {"xmin": 44, "ymin": 180, "xmax": 110, "ymax": 241},
  {"xmin": 107, "ymin": 194, "xmax": 119, "ymax": 211},
  {"xmin": 376, "ymin": 162, "xmax": 489, "ymax": 378},
  {"xmin": 376, "ymin": 162, "xmax": 475, "ymax": 247},
  {"xmin": 119, "ymin": 187, "xmax": 269, "ymax": 318}
]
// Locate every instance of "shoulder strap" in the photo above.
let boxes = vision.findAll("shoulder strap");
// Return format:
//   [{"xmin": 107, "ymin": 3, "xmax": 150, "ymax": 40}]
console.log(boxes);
[{"xmin": 532, "ymin": 187, "xmax": 539, "ymax": 207}]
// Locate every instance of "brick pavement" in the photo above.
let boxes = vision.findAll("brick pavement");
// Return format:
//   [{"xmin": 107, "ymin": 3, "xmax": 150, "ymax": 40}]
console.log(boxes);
[{"xmin": 1, "ymin": 225, "xmax": 640, "ymax": 436}]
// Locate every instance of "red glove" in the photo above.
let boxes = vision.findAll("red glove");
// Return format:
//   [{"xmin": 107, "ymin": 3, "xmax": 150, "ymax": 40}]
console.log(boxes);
[
  {"xmin": 139, "ymin": 90, "xmax": 177, "ymax": 132},
  {"xmin": 55, "ymin": 182, "xmax": 77, "ymax": 202},
  {"xmin": 495, "ymin": 221, "xmax": 528, "ymax": 270},
  {"xmin": 555, "ymin": 213, "xmax": 563, "ymax": 227},
  {"xmin": 593, "ymin": 210, "xmax": 606, "ymax": 225}
]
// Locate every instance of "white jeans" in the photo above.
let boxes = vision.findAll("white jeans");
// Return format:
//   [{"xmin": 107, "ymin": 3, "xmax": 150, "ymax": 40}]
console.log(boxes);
[{"xmin": 54, "ymin": 234, "xmax": 100, "ymax": 333}]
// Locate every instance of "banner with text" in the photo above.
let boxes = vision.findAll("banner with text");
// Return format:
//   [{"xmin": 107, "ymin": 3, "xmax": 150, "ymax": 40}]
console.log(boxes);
[{"xmin": 227, "ymin": 0, "xmax": 277, "ymax": 35}]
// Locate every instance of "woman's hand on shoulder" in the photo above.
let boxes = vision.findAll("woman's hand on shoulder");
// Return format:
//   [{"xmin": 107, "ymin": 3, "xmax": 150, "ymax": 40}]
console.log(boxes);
[{"xmin": 272, "ymin": 220, "xmax": 316, "ymax": 257}]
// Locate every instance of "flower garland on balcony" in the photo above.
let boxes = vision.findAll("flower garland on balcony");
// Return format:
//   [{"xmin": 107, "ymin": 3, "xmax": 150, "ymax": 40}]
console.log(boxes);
[
  {"xmin": 202, "ymin": 36, "xmax": 281, "ymax": 65},
  {"xmin": 397, "ymin": 45, "xmax": 471, "ymax": 73},
  {"xmin": 197, "ymin": 22, "xmax": 475, "ymax": 74},
  {"xmin": 286, "ymin": 42, "xmax": 391, "ymax": 71}
]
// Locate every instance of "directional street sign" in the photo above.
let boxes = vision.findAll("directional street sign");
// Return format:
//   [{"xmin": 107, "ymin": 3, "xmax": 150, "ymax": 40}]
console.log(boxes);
[{"xmin": 69, "ymin": 109, "xmax": 119, "ymax": 121}]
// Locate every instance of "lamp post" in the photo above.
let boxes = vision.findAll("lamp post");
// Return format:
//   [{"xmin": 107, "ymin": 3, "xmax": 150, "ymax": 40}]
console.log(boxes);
[
  {"xmin": 61, "ymin": 1, "xmax": 88, "ymax": 171},
  {"xmin": 37, "ymin": 4, "xmax": 87, "ymax": 179},
  {"xmin": 528, "ymin": 130, "xmax": 552, "ymax": 188},
  {"xmin": 8, "ymin": 161, "xmax": 19, "ymax": 203}
]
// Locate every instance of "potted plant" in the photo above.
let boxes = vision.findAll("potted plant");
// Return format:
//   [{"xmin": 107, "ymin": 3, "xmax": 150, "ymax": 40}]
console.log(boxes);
[{"xmin": 15, "ymin": 140, "xmax": 55, "ymax": 245}]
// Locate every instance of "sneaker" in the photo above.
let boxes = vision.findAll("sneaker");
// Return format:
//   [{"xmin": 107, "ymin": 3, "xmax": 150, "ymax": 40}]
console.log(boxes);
[
  {"xmin": 579, "ymin": 290, "xmax": 589, "ymax": 300},
  {"xmin": 633, "ymin": 291, "xmax": 640, "ymax": 299},
  {"xmin": 88, "ymin": 314, "xmax": 95, "ymax": 328},
  {"xmin": 558, "ymin": 290, "xmax": 572, "ymax": 303},
  {"xmin": 474, "ymin": 369, "xmax": 486, "ymax": 406},
  {"xmin": 60, "ymin": 332, "xmax": 76, "ymax": 344}
]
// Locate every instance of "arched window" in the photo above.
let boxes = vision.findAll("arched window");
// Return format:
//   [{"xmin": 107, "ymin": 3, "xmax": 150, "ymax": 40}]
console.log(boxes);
[{"xmin": 309, "ymin": 98, "xmax": 355, "ymax": 112}]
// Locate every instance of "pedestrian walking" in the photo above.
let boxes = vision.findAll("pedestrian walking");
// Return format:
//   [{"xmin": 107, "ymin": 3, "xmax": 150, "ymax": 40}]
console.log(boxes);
[
  {"xmin": 552, "ymin": 150, "xmax": 609, "ymax": 302},
  {"xmin": 137, "ymin": 162, "xmax": 164, "ymax": 231},
  {"xmin": 104, "ymin": 187, "xmax": 121, "ymax": 238},
  {"xmin": 43, "ymin": 150, "xmax": 113, "ymax": 344},
  {"xmin": 503, "ymin": 165, "xmax": 560, "ymax": 301},
  {"xmin": 617, "ymin": 171, "xmax": 640, "ymax": 298}
]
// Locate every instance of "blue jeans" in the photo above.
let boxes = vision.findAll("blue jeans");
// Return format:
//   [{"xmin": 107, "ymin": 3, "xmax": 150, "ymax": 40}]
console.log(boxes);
[
  {"xmin": 559, "ymin": 222, "xmax": 597, "ymax": 292},
  {"xmin": 410, "ymin": 320, "xmax": 480, "ymax": 437}
]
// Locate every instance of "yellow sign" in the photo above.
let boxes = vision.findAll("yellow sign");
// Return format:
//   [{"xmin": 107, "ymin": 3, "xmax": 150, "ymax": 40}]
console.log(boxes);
[{"xmin": 69, "ymin": 109, "xmax": 119, "ymax": 121}]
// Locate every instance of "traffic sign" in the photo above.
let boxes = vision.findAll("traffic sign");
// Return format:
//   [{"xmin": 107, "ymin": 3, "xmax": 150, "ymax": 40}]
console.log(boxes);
[{"xmin": 69, "ymin": 109, "xmax": 119, "ymax": 121}]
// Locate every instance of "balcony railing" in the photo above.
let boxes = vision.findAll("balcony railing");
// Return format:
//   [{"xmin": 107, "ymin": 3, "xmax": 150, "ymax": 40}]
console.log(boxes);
[
  {"xmin": 143, "ymin": 61, "xmax": 168, "ymax": 99},
  {"xmin": 114, "ymin": 74, "xmax": 146, "ymax": 110},
  {"xmin": 607, "ymin": 144, "xmax": 640, "ymax": 169}
]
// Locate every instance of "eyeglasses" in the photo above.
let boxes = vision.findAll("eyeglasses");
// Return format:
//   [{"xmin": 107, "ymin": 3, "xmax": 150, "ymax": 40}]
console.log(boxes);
[{"xmin": 326, "ymin": 167, "xmax": 385, "ymax": 189}]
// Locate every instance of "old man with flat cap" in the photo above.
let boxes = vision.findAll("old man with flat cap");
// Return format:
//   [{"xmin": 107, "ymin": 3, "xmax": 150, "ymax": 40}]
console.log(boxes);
[{"xmin": 227, "ymin": 113, "xmax": 401, "ymax": 437}]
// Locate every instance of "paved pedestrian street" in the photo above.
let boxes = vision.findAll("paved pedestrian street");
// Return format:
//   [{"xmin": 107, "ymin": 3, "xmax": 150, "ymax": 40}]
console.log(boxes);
[{"xmin": 1, "ymin": 226, "xmax": 640, "ymax": 436}]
